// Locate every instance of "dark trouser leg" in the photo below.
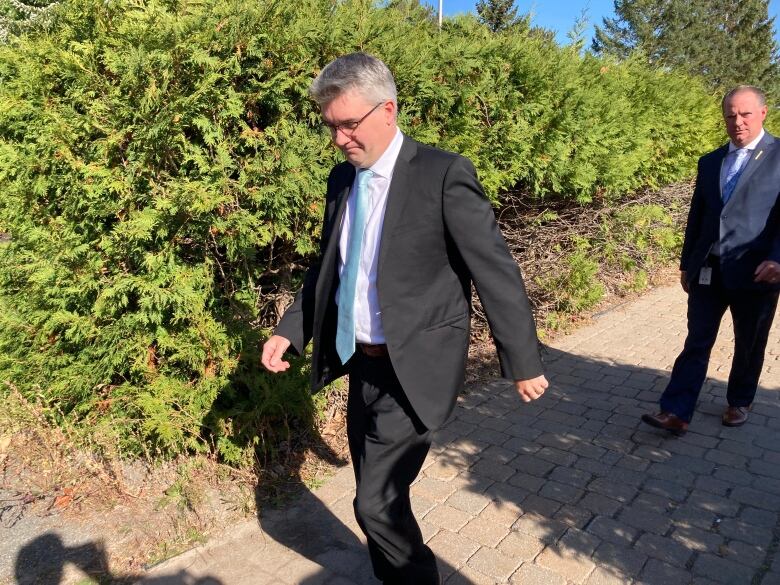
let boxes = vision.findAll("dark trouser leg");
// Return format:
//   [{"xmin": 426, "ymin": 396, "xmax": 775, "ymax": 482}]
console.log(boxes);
[
  {"xmin": 725, "ymin": 289, "xmax": 779, "ymax": 407},
  {"xmin": 660, "ymin": 273, "xmax": 729, "ymax": 422},
  {"xmin": 347, "ymin": 353, "xmax": 438, "ymax": 585}
]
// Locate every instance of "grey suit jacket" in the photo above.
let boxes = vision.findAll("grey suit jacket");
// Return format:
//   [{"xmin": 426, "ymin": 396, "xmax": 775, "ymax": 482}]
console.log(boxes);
[
  {"xmin": 681, "ymin": 132, "xmax": 780, "ymax": 290},
  {"xmin": 275, "ymin": 135, "xmax": 543, "ymax": 429}
]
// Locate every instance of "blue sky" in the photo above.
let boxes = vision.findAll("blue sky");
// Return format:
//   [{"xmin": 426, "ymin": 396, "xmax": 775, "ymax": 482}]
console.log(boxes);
[{"xmin": 423, "ymin": 0, "xmax": 780, "ymax": 47}]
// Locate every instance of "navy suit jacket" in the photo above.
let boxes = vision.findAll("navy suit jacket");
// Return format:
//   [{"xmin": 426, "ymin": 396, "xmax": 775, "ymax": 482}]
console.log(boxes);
[
  {"xmin": 275, "ymin": 135, "xmax": 543, "ymax": 430},
  {"xmin": 681, "ymin": 132, "xmax": 780, "ymax": 291}
]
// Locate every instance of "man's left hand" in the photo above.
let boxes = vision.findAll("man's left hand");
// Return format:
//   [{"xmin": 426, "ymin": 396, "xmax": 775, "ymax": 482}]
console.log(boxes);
[
  {"xmin": 754, "ymin": 260, "xmax": 780, "ymax": 284},
  {"xmin": 515, "ymin": 375, "xmax": 549, "ymax": 403}
]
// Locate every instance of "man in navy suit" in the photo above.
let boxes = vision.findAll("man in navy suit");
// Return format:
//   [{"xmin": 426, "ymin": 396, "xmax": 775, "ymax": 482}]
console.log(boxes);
[
  {"xmin": 261, "ymin": 53, "xmax": 547, "ymax": 583},
  {"xmin": 642, "ymin": 85, "xmax": 780, "ymax": 435}
]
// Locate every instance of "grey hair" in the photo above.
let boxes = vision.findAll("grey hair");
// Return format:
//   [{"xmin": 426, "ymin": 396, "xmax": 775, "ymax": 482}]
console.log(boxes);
[
  {"xmin": 310, "ymin": 53, "xmax": 397, "ymax": 108},
  {"xmin": 722, "ymin": 85, "xmax": 767, "ymax": 110}
]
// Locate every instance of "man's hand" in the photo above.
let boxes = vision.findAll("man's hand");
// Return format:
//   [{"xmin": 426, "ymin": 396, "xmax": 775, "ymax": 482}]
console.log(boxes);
[
  {"xmin": 515, "ymin": 375, "xmax": 549, "ymax": 403},
  {"xmin": 261, "ymin": 335, "xmax": 292, "ymax": 373},
  {"xmin": 680, "ymin": 270, "xmax": 689, "ymax": 293},
  {"xmin": 754, "ymin": 260, "xmax": 780, "ymax": 284}
]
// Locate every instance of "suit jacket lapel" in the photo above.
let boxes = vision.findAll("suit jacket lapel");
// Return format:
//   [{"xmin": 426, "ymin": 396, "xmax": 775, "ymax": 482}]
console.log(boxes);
[
  {"xmin": 377, "ymin": 135, "xmax": 417, "ymax": 277},
  {"xmin": 315, "ymin": 167, "xmax": 354, "ymax": 301},
  {"xmin": 729, "ymin": 133, "xmax": 776, "ymax": 204}
]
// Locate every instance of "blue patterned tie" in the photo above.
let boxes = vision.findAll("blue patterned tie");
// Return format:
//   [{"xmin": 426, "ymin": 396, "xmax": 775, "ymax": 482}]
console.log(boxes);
[
  {"xmin": 722, "ymin": 148, "xmax": 750, "ymax": 204},
  {"xmin": 336, "ymin": 169, "xmax": 373, "ymax": 364}
]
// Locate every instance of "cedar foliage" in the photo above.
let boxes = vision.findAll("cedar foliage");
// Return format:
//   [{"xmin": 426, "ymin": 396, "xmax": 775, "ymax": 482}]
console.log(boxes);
[{"xmin": 0, "ymin": 0, "xmax": 723, "ymax": 461}]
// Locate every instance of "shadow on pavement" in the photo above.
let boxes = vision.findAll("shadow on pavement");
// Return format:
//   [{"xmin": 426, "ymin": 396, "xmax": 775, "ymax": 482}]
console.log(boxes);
[
  {"xmin": 420, "ymin": 345, "xmax": 780, "ymax": 584},
  {"xmin": 13, "ymin": 532, "xmax": 223, "ymax": 584}
]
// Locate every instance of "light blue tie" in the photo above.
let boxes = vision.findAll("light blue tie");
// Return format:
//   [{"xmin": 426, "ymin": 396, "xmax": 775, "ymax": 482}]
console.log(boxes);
[
  {"xmin": 336, "ymin": 169, "xmax": 373, "ymax": 364},
  {"xmin": 722, "ymin": 148, "xmax": 750, "ymax": 204}
]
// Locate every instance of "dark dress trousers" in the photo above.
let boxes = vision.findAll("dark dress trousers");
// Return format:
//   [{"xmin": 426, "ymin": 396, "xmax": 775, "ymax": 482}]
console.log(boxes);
[
  {"xmin": 275, "ymin": 136, "xmax": 543, "ymax": 583},
  {"xmin": 660, "ymin": 132, "xmax": 780, "ymax": 422}
]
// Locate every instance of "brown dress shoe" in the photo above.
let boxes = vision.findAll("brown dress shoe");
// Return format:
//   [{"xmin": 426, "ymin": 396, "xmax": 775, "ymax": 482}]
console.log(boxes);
[
  {"xmin": 641, "ymin": 411, "xmax": 689, "ymax": 435},
  {"xmin": 722, "ymin": 406, "xmax": 749, "ymax": 427}
]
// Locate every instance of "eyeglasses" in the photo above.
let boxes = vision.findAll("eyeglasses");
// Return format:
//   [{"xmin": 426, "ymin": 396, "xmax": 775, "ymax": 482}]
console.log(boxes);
[{"xmin": 322, "ymin": 102, "xmax": 385, "ymax": 136}]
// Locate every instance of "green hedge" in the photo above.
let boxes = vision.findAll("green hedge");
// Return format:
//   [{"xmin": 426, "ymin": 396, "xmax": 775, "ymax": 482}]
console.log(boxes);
[{"xmin": 0, "ymin": 0, "xmax": 724, "ymax": 461}]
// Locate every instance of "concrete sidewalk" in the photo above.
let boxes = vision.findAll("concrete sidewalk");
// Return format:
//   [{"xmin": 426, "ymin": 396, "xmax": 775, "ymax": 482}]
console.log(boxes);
[{"xmin": 141, "ymin": 283, "xmax": 780, "ymax": 585}]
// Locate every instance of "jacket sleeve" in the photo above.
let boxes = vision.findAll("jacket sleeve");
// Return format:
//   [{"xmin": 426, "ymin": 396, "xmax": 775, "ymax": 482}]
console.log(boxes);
[
  {"xmin": 441, "ymin": 155, "xmax": 544, "ymax": 381},
  {"xmin": 680, "ymin": 157, "xmax": 706, "ymax": 273},
  {"xmin": 273, "ymin": 169, "xmax": 342, "ymax": 355}
]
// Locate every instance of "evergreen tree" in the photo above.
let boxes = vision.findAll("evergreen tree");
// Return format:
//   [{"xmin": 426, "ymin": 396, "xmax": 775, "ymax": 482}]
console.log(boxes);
[
  {"xmin": 476, "ymin": 0, "xmax": 520, "ymax": 32},
  {"xmin": 592, "ymin": 0, "xmax": 780, "ymax": 94}
]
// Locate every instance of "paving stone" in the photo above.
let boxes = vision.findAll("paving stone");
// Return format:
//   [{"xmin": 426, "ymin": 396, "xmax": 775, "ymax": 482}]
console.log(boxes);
[
  {"xmin": 424, "ymin": 505, "xmax": 473, "ymax": 532},
  {"xmin": 641, "ymin": 478, "xmax": 690, "ymax": 502},
  {"xmin": 425, "ymin": 460, "xmax": 462, "ymax": 481},
  {"xmin": 686, "ymin": 490, "xmax": 740, "ymax": 517},
  {"xmin": 536, "ymin": 544, "xmax": 597, "ymax": 582},
  {"xmin": 671, "ymin": 525, "xmax": 724, "ymax": 554},
  {"xmin": 444, "ymin": 565, "xmax": 497, "ymax": 585},
  {"xmin": 738, "ymin": 506, "xmax": 778, "ymax": 528},
  {"xmin": 427, "ymin": 530, "xmax": 480, "ymax": 568},
  {"xmin": 558, "ymin": 527, "xmax": 601, "ymax": 557},
  {"xmin": 586, "ymin": 516, "xmax": 639, "ymax": 547},
  {"xmin": 521, "ymin": 494, "xmax": 562, "ymax": 518},
  {"xmin": 718, "ymin": 518, "xmax": 774, "ymax": 547},
  {"xmin": 469, "ymin": 459, "xmax": 516, "ymax": 483},
  {"xmin": 512, "ymin": 513, "xmax": 568, "ymax": 544},
  {"xmin": 618, "ymin": 506, "xmax": 673, "ymax": 535},
  {"xmin": 719, "ymin": 539, "xmax": 767, "ymax": 567},
  {"xmin": 539, "ymin": 480, "xmax": 585, "ymax": 505},
  {"xmin": 549, "ymin": 466, "xmax": 593, "ymax": 488},
  {"xmin": 692, "ymin": 553, "xmax": 754, "ymax": 585},
  {"xmin": 637, "ymin": 558, "xmax": 693, "ymax": 585},
  {"xmin": 509, "ymin": 563, "xmax": 567, "ymax": 585},
  {"xmin": 459, "ymin": 515, "xmax": 511, "ymax": 548},
  {"xmin": 730, "ymin": 486, "xmax": 780, "ymax": 510},
  {"xmin": 497, "ymin": 530, "xmax": 546, "ymax": 561},
  {"xmin": 507, "ymin": 471, "xmax": 546, "ymax": 493},
  {"xmin": 553, "ymin": 505, "xmax": 594, "ymax": 529},
  {"xmin": 692, "ymin": 475, "xmax": 733, "ymax": 496},
  {"xmin": 511, "ymin": 454, "xmax": 556, "ymax": 477},
  {"xmin": 467, "ymin": 546, "xmax": 522, "ymax": 581},
  {"xmin": 647, "ymin": 462, "xmax": 696, "ymax": 487},
  {"xmin": 585, "ymin": 566, "xmax": 629, "ymax": 585},
  {"xmin": 578, "ymin": 494, "xmax": 622, "ymax": 519},
  {"xmin": 445, "ymin": 489, "xmax": 492, "ymax": 516},
  {"xmin": 477, "ymin": 501, "xmax": 523, "ymax": 529},
  {"xmin": 588, "ymin": 477, "xmax": 638, "ymax": 503},
  {"xmin": 412, "ymin": 477, "xmax": 458, "ymax": 503},
  {"xmin": 482, "ymin": 444, "xmax": 517, "ymax": 464},
  {"xmin": 634, "ymin": 532, "xmax": 692, "ymax": 567},
  {"xmin": 592, "ymin": 541, "xmax": 648, "ymax": 576}
]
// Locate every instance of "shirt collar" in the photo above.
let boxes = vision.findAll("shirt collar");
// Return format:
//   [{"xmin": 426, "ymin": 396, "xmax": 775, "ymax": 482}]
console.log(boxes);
[
  {"xmin": 359, "ymin": 127, "xmax": 404, "ymax": 179},
  {"xmin": 729, "ymin": 128, "xmax": 765, "ymax": 152}
]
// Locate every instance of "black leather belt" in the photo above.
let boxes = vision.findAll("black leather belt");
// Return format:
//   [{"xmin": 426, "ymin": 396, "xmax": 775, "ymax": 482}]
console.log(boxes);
[{"xmin": 358, "ymin": 343, "xmax": 389, "ymax": 357}]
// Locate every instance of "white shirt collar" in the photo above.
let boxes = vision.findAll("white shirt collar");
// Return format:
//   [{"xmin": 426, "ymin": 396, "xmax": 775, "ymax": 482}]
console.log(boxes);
[
  {"xmin": 729, "ymin": 128, "xmax": 765, "ymax": 152},
  {"xmin": 358, "ymin": 127, "xmax": 404, "ymax": 179}
]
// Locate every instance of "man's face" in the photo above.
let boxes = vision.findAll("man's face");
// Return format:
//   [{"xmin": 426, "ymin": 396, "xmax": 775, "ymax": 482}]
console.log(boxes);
[
  {"xmin": 321, "ymin": 90, "xmax": 396, "ymax": 168},
  {"xmin": 723, "ymin": 91, "xmax": 767, "ymax": 147}
]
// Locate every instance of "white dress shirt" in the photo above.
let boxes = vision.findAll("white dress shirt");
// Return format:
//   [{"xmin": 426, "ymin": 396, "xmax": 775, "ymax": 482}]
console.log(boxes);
[{"xmin": 337, "ymin": 128, "xmax": 404, "ymax": 344}]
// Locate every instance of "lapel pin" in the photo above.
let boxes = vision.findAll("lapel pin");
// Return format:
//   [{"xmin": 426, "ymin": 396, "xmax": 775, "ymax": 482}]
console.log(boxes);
[{"xmin": 755, "ymin": 150, "xmax": 764, "ymax": 160}]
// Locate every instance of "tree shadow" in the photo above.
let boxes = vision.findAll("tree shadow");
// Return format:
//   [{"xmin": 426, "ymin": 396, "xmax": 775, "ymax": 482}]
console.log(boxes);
[
  {"xmin": 13, "ymin": 532, "xmax": 223, "ymax": 584},
  {"xmin": 418, "ymin": 344, "xmax": 780, "ymax": 583}
]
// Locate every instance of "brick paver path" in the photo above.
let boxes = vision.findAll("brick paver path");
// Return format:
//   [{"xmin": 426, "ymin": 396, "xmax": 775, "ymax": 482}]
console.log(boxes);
[{"xmin": 142, "ymin": 283, "xmax": 780, "ymax": 585}]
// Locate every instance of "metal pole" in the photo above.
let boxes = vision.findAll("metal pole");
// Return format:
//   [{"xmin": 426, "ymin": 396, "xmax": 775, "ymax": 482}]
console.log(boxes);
[{"xmin": 438, "ymin": 0, "xmax": 442, "ymax": 28}]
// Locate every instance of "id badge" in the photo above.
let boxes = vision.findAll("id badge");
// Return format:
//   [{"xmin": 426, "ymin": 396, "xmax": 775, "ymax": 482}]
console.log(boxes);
[{"xmin": 699, "ymin": 267, "xmax": 712, "ymax": 285}]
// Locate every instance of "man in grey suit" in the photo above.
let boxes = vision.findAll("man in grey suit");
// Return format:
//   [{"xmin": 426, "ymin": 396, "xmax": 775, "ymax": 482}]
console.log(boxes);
[
  {"xmin": 642, "ymin": 85, "xmax": 780, "ymax": 435},
  {"xmin": 261, "ymin": 53, "xmax": 547, "ymax": 584}
]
